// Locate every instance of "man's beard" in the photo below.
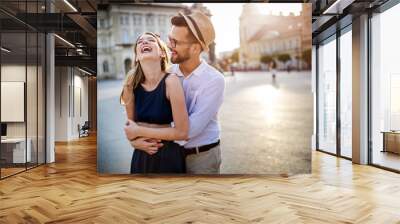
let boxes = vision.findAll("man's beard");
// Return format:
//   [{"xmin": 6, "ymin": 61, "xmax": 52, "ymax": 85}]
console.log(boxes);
[{"xmin": 171, "ymin": 51, "xmax": 190, "ymax": 64}]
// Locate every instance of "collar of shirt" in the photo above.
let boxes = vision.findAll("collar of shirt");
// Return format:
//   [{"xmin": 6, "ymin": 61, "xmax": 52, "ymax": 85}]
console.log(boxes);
[{"xmin": 173, "ymin": 60, "xmax": 206, "ymax": 80}]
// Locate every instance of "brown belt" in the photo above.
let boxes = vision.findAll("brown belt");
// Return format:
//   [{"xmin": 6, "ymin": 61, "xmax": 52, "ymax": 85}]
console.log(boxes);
[{"xmin": 185, "ymin": 140, "xmax": 220, "ymax": 156}]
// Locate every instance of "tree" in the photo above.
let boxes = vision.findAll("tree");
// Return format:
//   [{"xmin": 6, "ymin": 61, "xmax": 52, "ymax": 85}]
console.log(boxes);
[
  {"xmin": 260, "ymin": 54, "xmax": 274, "ymax": 64},
  {"xmin": 277, "ymin": 53, "xmax": 291, "ymax": 64},
  {"xmin": 302, "ymin": 49, "xmax": 312, "ymax": 68},
  {"xmin": 230, "ymin": 50, "xmax": 239, "ymax": 63}
]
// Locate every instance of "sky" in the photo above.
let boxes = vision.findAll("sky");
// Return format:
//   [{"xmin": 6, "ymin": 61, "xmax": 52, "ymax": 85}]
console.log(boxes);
[{"xmin": 183, "ymin": 3, "xmax": 302, "ymax": 55}]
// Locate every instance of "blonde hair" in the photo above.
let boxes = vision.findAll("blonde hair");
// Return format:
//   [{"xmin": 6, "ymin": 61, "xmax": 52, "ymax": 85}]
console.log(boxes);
[{"xmin": 120, "ymin": 32, "xmax": 170, "ymax": 105}]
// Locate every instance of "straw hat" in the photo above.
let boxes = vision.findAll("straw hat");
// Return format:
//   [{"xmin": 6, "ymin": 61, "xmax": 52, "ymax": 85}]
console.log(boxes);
[{"xmin": 178, "ymin": 10, "xmax": 215, "ymax": 52}]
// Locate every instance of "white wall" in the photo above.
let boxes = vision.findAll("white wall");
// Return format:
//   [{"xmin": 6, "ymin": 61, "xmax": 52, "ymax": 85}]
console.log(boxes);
[
  {"xmin": 1, "ymin": 65, "xmax": 38, "ymax": 138},
  {"xmin": 54, "ymin": 66, "xmax": 69, "ymax": 141},
  {"xmin": 71, "ymin": 72, "xmax": 89, "ymax": 138},
  {"xmin": 1, "ymin": 65, "xmax": 26, "ymax": 142},
  {"xmin": 46, "ymin": 33, "xmax": 55, "ymax": 163},
  {"xmin": 1, "ymin": 65, "xmax": 25, "ymax": 132},
  {"xmin": 54, "ymin": 67, "xmax": 89, "ymax": 141}
]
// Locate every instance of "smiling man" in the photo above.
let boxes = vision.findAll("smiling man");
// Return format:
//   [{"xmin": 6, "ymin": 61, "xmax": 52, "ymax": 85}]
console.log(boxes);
[{"xmin": 125, "ymin": 10, "xmax": 225, "ymax": 174}]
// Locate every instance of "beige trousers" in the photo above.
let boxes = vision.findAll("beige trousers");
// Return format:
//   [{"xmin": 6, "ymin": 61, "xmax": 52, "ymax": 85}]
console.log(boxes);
[{"xmin": 186, "ymin": 145, "xmax": 221, "ymax": 174}]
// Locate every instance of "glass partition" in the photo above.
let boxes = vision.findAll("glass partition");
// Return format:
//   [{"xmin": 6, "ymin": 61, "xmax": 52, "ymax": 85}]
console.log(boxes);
[
  {"xmin": 317, "ymin": 36, "xmax": 337, "ymax": 154},
  {"xmin": 0, "ymin": 1, "xmax": 46, "ymax": 179},
  {"xmin": 1, "ymin": 30, "xmax": 28, "ymax": 177}
]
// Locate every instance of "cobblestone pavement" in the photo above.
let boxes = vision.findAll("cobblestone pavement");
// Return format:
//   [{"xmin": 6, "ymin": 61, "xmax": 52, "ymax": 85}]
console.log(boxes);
[{"xmin": 98, "ymin": 71, "xmax": 313, "ymax": 174}]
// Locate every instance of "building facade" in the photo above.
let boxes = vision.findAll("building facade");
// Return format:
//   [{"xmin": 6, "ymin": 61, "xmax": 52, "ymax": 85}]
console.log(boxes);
[
  {"xmin": 97, "ymin": 3, "xmax": 216, "ymax": 79},
  {"xmin": 97, "ymin": 3, "xmax": 186, "ymax": 79},
  {"xmin": 239, "ymin": 4, "xmax": 312, "ymax": 70}
]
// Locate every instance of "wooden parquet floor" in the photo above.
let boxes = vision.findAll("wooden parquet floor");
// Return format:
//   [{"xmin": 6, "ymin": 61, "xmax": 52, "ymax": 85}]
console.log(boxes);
[{"xmin": 1, "ymin": 134, "xmax": 400, "ymax": 223}]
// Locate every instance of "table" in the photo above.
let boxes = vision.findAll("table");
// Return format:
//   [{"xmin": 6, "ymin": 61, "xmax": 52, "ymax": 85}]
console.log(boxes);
[
  {"xmin": 1, "ymin": 138, "xmax": 31, "ymax": 163},
  {"xmin": 381, "ymin": 131, "xmax": 400, "ymax": 154}
]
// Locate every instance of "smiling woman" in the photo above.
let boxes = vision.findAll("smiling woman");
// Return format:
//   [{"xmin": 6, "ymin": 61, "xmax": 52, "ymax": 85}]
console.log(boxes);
[
  {"xmin": 120, "ymin": 32, "xmax": 170, "ymax": 93},
  {"xmin": 119, "ymin": 32, "xmax": 189, "ymax": 174}
]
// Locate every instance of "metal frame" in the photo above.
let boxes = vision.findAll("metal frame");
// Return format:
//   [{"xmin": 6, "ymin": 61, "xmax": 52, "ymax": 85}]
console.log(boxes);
[
  {"xmin": 0, "ymin": 19, "xmax": 2, "ymax": 179},
  {"xmin": 25, "ymin": 1, "xmax": 28, "ymax": 172},
  {"xmin": 315, "ymin": 44, "xmax": 319, "ymax": 151},
  {"xmin": 44, "ymin": 0, "xmax": 47, "ymax": 165},
  {"xmin": 336, "ymin": 16, "xmax": 341, "ymax": 158},
  {"xmin": 0, "ymin": 0, "xmax": 47, "ymax": 180},
  {"xmin": 315, "ymin": 18, "xmax": 353, "ymax": 162},
  {"xmin": 367, "ymin": 10, "xmax": 373, "ymax": 166},
  {"xmin": 36, "ymin": 1, "xmax": 39, "ymax": 167}
]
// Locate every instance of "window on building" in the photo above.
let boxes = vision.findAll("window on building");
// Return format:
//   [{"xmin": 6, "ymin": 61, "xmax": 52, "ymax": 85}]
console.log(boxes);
[
  {"xmin": 99, "ymin": 19, "xmax": 105, "ymax": 28},
  {"xmin": 120, "ymin": 15, "xmax": 129, "ymax": 26},
  {"xmin": 146, "ymin": 14, "xmax": 154, "ymax": 26},
  {"xmin": 133, "ymin": 14, "xmax": 142, "ymax": 26},
  {"xmin": 101, "ymin": 37, "xmax": 107, "ymax": 48},
  {"xmin": 125, "ymin": 15, "xmax": 129, "ymax": 25},
  {"xmin": 103, "ymin": 61, "xmax": 109, "ymax": 73},
  {"xmin": 122, "ymin": 30, "xmax": 130, "ymax": 43},
  {"xmin": 159, "ymin": 15, "xmax": 166, "ymax": 26}
]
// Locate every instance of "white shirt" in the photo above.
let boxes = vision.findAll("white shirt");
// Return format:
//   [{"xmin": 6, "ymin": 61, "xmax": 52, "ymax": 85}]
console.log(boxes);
[{"xmin": 169, "ymin": 60, "xmax": 225, "ymax": 148}]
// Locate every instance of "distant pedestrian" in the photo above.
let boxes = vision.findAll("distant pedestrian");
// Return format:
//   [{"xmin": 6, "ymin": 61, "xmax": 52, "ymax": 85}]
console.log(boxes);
[{"xmin": 270, "ymin": 61, "xmax": 277, "ymax": 80}]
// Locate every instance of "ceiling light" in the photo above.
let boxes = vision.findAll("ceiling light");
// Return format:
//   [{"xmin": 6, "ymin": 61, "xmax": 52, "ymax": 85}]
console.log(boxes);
[
  {"xmin": 54, "ymin": 34, "xmax": 75, "ymax": 48},
  {"xmin": 76, "ymin": 49, "xmax": 84, "ymax": 55},
  {"xmin": 1, "ymin": 47, "xmax": 11, "ymax": 53},
  {"xmin": 323, "ymin": 0, "xmax": 355, "ymax": 15},
  {"xmin": 63, "ymin": 0, "xmax": 78, "ymax": 12},
  {"xmin": 78, "ymin": 67, "xmax": 92, "ymax": 76}
]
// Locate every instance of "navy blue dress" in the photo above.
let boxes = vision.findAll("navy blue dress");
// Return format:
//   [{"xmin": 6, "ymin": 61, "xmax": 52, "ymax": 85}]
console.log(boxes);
[{"xmin": 131, "ymin": 73, "xmax": 186, "ymax": 174}]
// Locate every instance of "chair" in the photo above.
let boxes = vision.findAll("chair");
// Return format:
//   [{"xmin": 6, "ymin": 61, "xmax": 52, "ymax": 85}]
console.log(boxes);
[{"xmin": 78, "ymin": 121, "xmax": 90, "ymax": 138}]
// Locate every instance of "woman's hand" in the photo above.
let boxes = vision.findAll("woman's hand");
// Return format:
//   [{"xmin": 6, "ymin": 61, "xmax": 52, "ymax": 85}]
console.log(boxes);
[
  {"xmin": 130, "ymin": 137, "xmax": 163, "ymax": 155},
  {"xmin": 124, "ymin": 119, "xmax": 141, "ymax": 140}
]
